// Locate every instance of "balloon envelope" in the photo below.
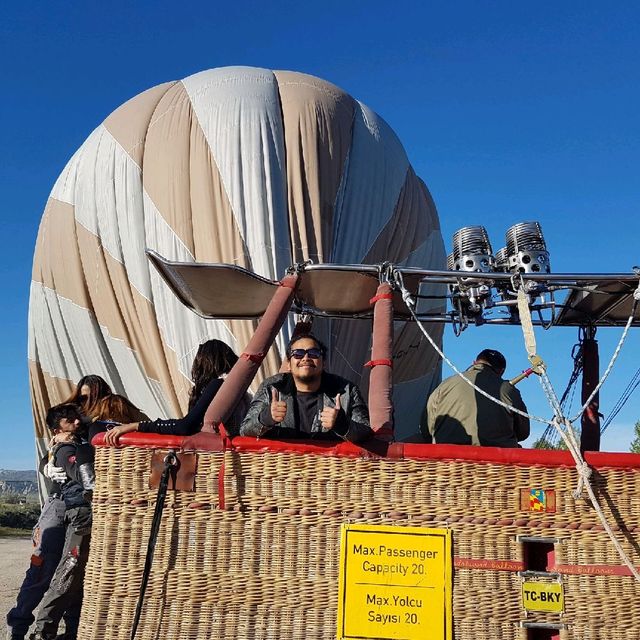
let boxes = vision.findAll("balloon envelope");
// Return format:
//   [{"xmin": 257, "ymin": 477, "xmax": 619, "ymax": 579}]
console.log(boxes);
[{"xmin": 29, "ymin": 66, "xmax": 445, "ymax": 481}]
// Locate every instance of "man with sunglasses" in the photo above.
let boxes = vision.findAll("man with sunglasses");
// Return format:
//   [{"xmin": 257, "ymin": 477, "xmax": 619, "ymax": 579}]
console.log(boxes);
[{"xmin": 240, "ymin": 334, "xmax": 371, "ymax": 443}]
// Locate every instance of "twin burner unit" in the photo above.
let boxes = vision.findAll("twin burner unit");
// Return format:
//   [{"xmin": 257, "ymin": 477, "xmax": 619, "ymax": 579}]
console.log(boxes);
[{"xmin": 446, "ymin": 221, "xmax": 553, "ymax": 332}]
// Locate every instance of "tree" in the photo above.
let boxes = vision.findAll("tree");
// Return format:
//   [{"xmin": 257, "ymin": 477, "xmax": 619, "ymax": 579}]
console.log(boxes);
[
  {"xmin": 630, "ymin": 421, "xmax": 640, "ymax": 454},
  {"xmin": 532, "ymin": 435, "xmax": 568, "ymax": 450},
  {"xmin": 533, "ymin": 436, "xmax": 556, "ymax": 449}
]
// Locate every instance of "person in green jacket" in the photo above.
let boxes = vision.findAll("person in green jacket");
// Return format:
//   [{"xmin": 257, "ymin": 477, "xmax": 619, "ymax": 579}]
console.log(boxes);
[{"xmin": 424, "ymin": 349, "xmax": 530, "ymax": 447}]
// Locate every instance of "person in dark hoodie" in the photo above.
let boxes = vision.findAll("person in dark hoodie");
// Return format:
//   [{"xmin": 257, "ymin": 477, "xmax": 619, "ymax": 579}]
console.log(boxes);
[
  {"xmin": 6, "ymin": 378, "xmax": 114, "ymax": 640},
  {"xmin": 5, "ymin": 460, "xmax": 68, "ymax": 640},
  {"xmin": 28, "ymin": 404, "xmax": 95, "ymax": 640}
]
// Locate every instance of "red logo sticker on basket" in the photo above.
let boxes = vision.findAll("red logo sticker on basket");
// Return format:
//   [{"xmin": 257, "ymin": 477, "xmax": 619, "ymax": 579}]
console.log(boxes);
[{"xmin": 520, "ymin": 488, "xmax": 556, "ymax": 513}]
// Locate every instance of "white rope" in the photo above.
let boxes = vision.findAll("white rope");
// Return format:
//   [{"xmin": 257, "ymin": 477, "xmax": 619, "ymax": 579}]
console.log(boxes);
[
  {"xmin": 397, "ymin": 270, "xmax": 640, "ymax": 583},
  {"xmin": 548, "ymin": 414, "xmax": 640, "ymax": 580},
  {"xmin": 395, "ymin": 275, "xmax": 552, "ymax": 425},
  {"xmin": 578, "ymin": 449, "xmax": 640, "ymax": 581},
  {"xmin": 515, "ymin": 282, "xmax": 640, "ymax": 582},
  {"xmin": 538, "ymin": 374, "xmax": 587, "ymax": 495}
]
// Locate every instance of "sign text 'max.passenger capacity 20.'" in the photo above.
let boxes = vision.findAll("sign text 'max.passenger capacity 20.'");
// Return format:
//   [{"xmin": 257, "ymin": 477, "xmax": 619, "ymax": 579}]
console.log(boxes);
[{"xmin": 337, "ymin": 525, "xmax": 452, "ymax": 640}]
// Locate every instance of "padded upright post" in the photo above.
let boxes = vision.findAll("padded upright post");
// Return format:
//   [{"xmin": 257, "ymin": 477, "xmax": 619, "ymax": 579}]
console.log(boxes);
[
  {"xmin": 201, "ymin": 273, "xmax": 299, "ymax": 433},
  {"xmin": 367, "ymin": 282, "xmax": 394, "ymax": 440}
]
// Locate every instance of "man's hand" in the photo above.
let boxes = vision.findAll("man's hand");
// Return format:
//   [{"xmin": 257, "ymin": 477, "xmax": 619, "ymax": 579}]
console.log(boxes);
[
  {"xmin": 103, "ymin": 422, "xmax": 139, "ymax": 446},
  {"xmin": 320, "ymin": 394, "xmax": 342, "ymax": 431},
  {"xmin": 51, "ymin": 432, "xmax": 74, "ymax": 445},
  {"xmin": 270, "ymin": 388, "xmax": 287, "ymax": 423},
  {"xmin": 43, "ymin": 460, "xmax": 67, "ymax": 484}
]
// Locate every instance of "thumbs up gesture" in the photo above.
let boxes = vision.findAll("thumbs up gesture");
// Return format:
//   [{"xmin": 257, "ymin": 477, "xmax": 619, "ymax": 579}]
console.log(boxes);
[
  {"xmin": 270, "ymin": 387, "xmax": 287, "ymax": 423},
  {"xmin": 320, "ymin": 394, "xmax": 342, "ymax": 431}
]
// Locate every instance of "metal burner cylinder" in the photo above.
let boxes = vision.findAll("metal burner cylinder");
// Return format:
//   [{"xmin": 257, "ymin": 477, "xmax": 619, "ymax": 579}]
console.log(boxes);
[
  {"xmin": 451, "ymin": 225, "xmax": 495, "ymax": 273},
  {"xmin": 505, "ymin": 221, "xmax": 551, "ymax": 274},
  {"xmin": 494, "ymin": 247, "xmax": 509, "ymax": 271}
]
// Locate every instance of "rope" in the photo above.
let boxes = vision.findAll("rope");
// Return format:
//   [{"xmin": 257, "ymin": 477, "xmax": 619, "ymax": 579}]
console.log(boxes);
[
  {"xmin": 130, "ymin": 450, "xmax": 178, "ymax": 640},
  {"xmin": 539, "ymin": 339, "xmax": 583, "ymax": 447},
  {"xmin": 394, "ymin": 271, "xmax": 552, "ymax": 426},
  {"xmin": 516, "ymin": 285, "xmax": 640, "ymax": 582},
  {"xmin": 395, "ymin": 268, "xmax": 640, "ymax": 583},
  {"xmin": 517, "ymin": 288, "xmax": 538, "ymax": 360},
  {"xmin": 537, "ymin": 373, "xmax": 585, "ymax": 492},
  {"xmin": 601, "ymin": 365, "xmax": 640, "ymax": 433},
  {"xmin": 560, "ymin": 342, "xmax": 584, "ymax": 409},
  {"xmin": 581, "ymin": 468, "xmax": 640, "ymax": 580}
]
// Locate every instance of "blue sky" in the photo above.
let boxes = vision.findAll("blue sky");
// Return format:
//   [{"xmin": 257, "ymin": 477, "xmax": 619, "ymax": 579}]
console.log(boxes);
[{"xmin": 1, "ymin": 2, "xmax": 639, "ymax": 468}]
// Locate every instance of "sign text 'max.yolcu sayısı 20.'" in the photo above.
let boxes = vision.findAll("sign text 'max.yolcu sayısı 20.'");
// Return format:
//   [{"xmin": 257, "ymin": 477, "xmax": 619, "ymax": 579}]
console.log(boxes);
[{"xmin": 337, "ymin": 525, "xmax": 452, "ymax": 640}]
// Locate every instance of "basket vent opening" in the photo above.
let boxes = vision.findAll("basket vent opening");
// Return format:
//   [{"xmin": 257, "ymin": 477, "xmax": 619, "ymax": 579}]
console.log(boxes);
[
  {"xmin": 522, "ymin": 539, "xmax": 555, "ymax": 572},
  {"xmin": 526, "ymin": 627, "xmax": 561, "ymax": 640}
]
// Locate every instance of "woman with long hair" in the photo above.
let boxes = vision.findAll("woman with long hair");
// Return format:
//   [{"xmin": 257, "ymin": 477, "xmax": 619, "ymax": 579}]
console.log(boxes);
[
  {"xmin": 85, "ymin": 394, "xmax": 150, "ymax": 443},
  {"xmin": 187, "ymin": 339, "xmax": 238, "ymax": 410},
  {"xmin": 64, "ymin": 375, "xmax": 112, "ymax": 416},
  {"xmin": 103, "ymin": 339, "xmax": 248, "ymax": 444},
  {"xmin": 89, "ymin": 394, "xmax": 149, "ymax": 423},
  {"xmin": 61, "ymin": 374, "xmax": 148, "ymax": 439}
]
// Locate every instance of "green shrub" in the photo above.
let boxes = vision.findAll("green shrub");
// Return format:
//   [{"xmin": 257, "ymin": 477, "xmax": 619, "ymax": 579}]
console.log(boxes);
[{"xmin": 0, "ymin": 502, "xmax": 40, "ymax": 530}]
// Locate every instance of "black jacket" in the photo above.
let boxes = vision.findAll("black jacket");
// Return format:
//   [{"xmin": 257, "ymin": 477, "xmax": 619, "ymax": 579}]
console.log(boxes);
[
  {"xmin": 52, "ymin": 439, "xmax": 95, "ymax": 509},
  {"xmin": 240, "ymin": 372, "xmax": 371, "ymax": 443},
  {"xmin": 135, "ymin": 377, "xmax": 251, "ymax": 437}
]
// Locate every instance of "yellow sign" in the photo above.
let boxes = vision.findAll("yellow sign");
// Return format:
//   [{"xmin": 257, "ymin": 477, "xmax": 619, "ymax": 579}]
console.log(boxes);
[
  {"xmin": 337, "ymin": 524, "xmax": 452, "ymax": 640},
  {"xmin": 521, "ymin": 581, "xmax": 564, "ymax": 613}
]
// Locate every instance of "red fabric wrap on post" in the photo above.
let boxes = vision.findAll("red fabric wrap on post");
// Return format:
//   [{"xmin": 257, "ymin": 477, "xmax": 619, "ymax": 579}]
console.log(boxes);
[
  {"xmin": 201, "ymin": 273, "xmax": 299, "ymax": 432},
  {"xmin": 277, "ymin": 278, "xmax": 298, "ymax": 289},
  {"xmin": 368, "ymin": 282, "xmax": 394, "ymax": 440},
  {"xmin": 365, "ymin": 359, "xmax": 393, "ymax": 368},
  {"xmin": 217, "ymin": 436, "xmax": 230, "ymax": 510},
  {"xmin": 369, "ymin": 293, "xmax": 394, "ymax": 304},
  {"xmin": 241, "ymin": 352, "xmax": 266, "ymax": 364}
]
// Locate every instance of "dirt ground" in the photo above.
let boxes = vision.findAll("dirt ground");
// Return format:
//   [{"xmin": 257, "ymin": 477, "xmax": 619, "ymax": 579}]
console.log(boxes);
[{"xmin": 0, "ymin": 536, "xmax": 34, "ymax": 632}]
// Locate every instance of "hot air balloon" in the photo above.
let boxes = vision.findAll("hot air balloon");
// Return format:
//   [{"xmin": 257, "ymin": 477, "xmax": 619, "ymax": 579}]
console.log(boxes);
[{"xmin": 29, "ymin": 66, "xmax": 445, "ymax": 488}]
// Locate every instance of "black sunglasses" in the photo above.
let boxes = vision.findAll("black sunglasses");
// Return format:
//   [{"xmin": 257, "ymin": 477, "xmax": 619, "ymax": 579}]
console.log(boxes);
[{"xmin": 288, "ymin": 348, "xmax": 324, "ymax": 359}]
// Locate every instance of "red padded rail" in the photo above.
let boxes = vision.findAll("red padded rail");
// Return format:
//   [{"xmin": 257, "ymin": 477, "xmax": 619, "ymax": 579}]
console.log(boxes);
[
  {"xmin": 92, "ymin": 432, "xmax": 640, "ymax": 470},
  {"xmin": 92, "ymin": 432, "xmax": 185, "ymax": 450}
]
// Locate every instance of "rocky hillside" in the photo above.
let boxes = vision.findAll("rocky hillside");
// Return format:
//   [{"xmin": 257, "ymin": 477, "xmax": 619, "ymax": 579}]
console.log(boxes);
[{"xmin": 0, "ymin": 470, "xmax": 38, "ymax": 498}]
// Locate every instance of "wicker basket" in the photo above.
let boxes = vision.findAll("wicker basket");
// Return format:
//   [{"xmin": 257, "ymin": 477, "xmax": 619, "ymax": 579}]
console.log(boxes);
[{"xmin": 79, "ymin": 437, "xmax": 640, "ymax": 640}]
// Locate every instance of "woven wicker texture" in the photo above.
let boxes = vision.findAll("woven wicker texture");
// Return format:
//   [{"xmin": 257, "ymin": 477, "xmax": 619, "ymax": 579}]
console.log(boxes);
[{"xmin": 79, "ymin": 446, "xmax": 640, "ymax": 640}]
